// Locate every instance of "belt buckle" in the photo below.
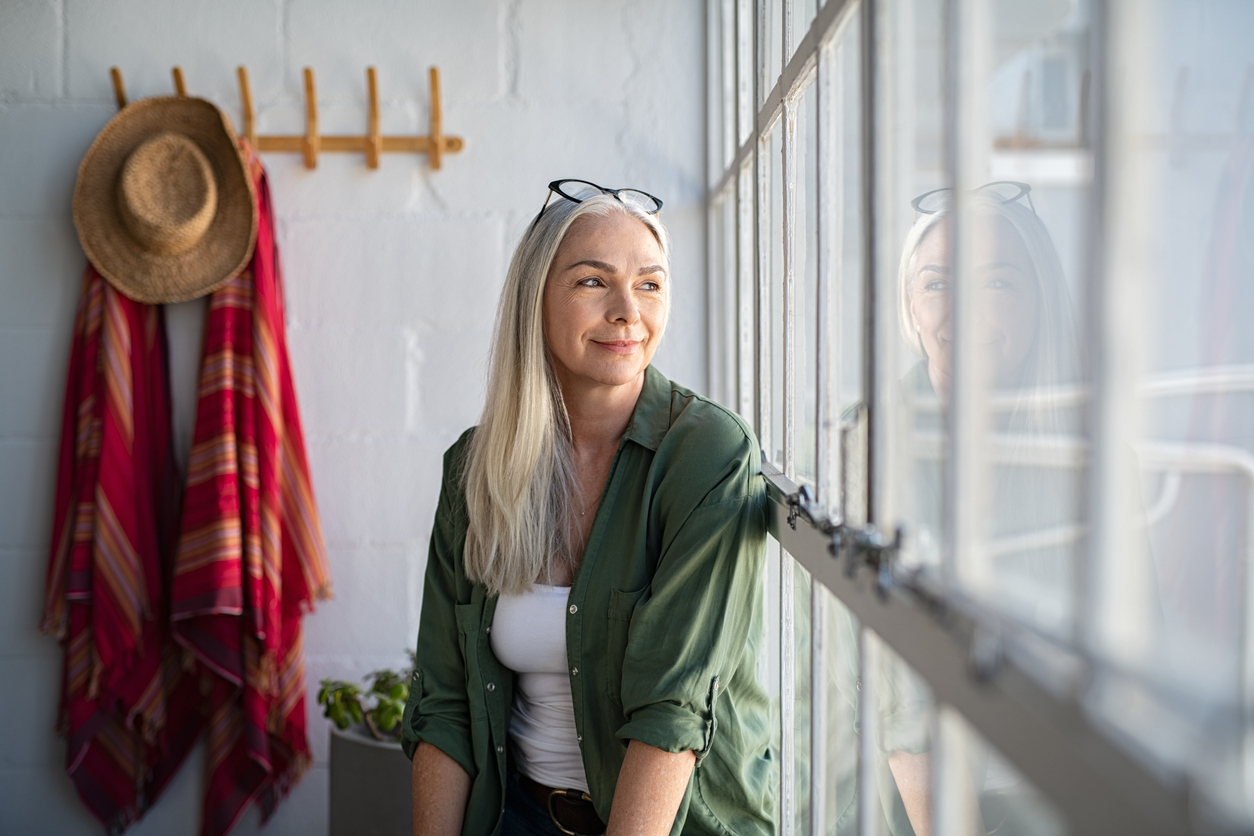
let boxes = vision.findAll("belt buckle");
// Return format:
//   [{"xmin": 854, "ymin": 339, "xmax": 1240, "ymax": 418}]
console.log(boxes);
[{"xmin": 546, "ymin": 787, "xmax": 599, "ymax": 836}]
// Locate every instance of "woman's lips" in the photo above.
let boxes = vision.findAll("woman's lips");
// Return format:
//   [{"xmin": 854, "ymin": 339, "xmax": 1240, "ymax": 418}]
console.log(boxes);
[{"xmin": 592, "ymin": 339, "xmax": 642, "ymax": 355}]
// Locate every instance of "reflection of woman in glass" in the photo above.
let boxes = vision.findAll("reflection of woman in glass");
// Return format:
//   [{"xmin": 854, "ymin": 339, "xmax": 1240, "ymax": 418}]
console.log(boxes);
[
  {"xmin": 898, "ymin": 182, "xmax": 1082, "ymax": 427},
  {"xmin": 897, "ymin": 181, "xmax": 1084, "ymax": 623},
  {"xmin": 883, "ymin": 182, "xmax": 1083, "ymax": 835}
]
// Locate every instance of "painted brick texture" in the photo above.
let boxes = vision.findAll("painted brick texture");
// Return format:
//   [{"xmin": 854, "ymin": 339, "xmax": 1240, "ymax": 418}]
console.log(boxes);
[{"xmin": 0, "ymin": 1, "xmax": 706, "ymax": 834}]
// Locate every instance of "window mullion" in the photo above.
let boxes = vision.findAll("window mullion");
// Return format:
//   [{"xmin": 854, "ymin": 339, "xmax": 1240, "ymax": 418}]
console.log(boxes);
[
  {"xmin": 857, "ymin": 627, "xmax": 880, "ymax": 836},
  {"xmin": 1083, "ymin": 0, "xmax": 1155, "ymax": 673},
  {"xmin": 946, "ymin": 0, "xmax": 993, "ymax": 600},
  {"xmin": 808, "ymin": 583, "xmax": 828, "ymax": 836}
]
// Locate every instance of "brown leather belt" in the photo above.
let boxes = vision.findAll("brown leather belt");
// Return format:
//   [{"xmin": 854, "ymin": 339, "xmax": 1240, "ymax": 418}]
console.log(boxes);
[{"xmin": 516, "ymin": 772, "xmax": 607, "ymax": 836}]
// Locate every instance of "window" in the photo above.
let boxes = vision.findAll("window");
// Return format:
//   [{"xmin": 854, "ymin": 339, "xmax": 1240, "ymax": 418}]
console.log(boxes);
[{"xmin": 707, "ymin": 0, "xmax": 1254, "ymax": 833}]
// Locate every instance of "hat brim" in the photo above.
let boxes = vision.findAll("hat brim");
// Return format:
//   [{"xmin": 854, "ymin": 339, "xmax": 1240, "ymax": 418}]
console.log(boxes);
[{"xmin": 73, "ymin": 96, "xmax": 258, "ymax": 305}]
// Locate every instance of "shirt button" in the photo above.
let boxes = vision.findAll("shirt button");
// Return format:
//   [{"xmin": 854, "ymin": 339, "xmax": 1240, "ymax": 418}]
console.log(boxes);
[
  {"xmin": 411, "ymin": 672, "xmax": 419, "ymax": 682},
  {"xmin": 576, "ymin": 735, "xmax": 582, "ymax": 743},
  {"xmin": 571, "ymin": 667, "xmax": 579, "ymax": 676},
  {"xmin": 486, "ymin": 682, "xmax": 496, "ymax": 692},
  {"xmin": 496, "ymin": 744, "xmax": 504, "ymax": 754},
  {"xmin": 569, "ymin": 604, "xmax": 578, "ymax": 614}
]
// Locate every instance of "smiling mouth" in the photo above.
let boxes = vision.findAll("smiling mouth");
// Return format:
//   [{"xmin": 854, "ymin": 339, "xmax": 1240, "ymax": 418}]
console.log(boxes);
[{"xmin": 592, "ymin": 339, "xmax": 642, "ymax": 354}]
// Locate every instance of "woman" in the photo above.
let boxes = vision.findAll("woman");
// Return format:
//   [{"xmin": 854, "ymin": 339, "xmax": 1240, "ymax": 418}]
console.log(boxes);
[{"xmin": 401, "ymin": 180, "xmax": 774, "ymax": 836}]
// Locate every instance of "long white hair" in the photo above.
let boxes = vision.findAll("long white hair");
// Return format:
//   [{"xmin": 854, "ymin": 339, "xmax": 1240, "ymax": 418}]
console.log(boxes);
[{"xmin": 462, "ymin": 192, "xmax": 671, "ymax": 595}]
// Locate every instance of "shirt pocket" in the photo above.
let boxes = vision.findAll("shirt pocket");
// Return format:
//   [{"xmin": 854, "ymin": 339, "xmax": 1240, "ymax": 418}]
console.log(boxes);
[{"xmin": 605, "ymin": 584, "xmax": 649, "ymax": 711}]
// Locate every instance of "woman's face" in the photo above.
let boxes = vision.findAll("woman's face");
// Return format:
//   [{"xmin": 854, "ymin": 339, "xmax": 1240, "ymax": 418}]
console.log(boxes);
[
  {"xmin": 908, "ymin": 216, "xmax": 1040, "ymax": 394},
  {"xmin": 542, "ymin": 211, "xmax": 668, "ymax": 394}
]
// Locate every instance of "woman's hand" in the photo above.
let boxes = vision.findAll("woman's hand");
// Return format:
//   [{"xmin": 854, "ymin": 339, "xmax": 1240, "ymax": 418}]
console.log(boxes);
[
  {"xmin": 606, "ymin": 739, "xmax": 696, "ymax": 836},
  {"xmin": 412, "ymin": 742, "xmax": 471, "ymax": 836}
]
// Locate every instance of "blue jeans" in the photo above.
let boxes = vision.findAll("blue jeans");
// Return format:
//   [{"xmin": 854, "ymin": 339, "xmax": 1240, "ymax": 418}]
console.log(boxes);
[{"xmin": 500, "ymin": 771, "xmax": 566, "ymax": 836}]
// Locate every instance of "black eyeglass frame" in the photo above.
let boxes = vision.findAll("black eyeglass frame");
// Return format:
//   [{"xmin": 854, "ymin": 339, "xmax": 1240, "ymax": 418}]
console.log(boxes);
[
  {"xmin": 528, "ymin": 179, "xmax": 664, "ymax": 233},
  {"xmin": 910, "ymin": 180, "xmax": 1036, "ymax": 217}
]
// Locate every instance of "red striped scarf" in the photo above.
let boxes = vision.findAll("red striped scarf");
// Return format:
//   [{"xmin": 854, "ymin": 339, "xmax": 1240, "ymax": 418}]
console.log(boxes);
[
  {"xmin": 44, "ymin": 147, "xmax": 330, "ymax": 836},
  {"xmin": 171, "ymin": 149, "xmax": 331, "ymax": 836},
  {"xmin": 42, "ymin": 267, "xmax": 202, "ymax": 832}
]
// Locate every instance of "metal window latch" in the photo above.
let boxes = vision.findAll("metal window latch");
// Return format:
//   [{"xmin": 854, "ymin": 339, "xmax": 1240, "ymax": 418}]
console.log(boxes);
[
  {"xmin": 850, "ymin": 524, "xmax": 904, "ymax": 599},
  {"xmin": 765, "ymin": 452, "xmax": 903, "ymax": 597},
  {"xmin": 779, "ymin": 482, "xmax": 904, "ymax": 598},
  {"xmin": 786, "ymin": 484, "xmax": 814, "ymax": 530}
]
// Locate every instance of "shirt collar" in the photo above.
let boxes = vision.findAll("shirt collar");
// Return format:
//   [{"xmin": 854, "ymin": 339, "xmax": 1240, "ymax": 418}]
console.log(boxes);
[{"xmin": 621, "ymin": 365, "xmax": 671, "ymax": 452}]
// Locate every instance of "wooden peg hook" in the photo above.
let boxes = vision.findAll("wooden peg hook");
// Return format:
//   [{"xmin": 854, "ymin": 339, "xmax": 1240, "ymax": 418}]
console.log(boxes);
[
  {"xmin": 303, "ymin": 67, "xmax": 319, "ymax": 169},
  {"xmin": 152, "ymin": 63, "xmax": 466, "ymax": 170},
  {"xmin": 428, "ymin": 66, "xmax": 443, "ymax": 170},
  {"xmin": 237, "ymin": 66, "xmax": 257, "ymax": 146},
  {"xmin": 110, "ymin": 67, "xmax": 127, "ymax": 109},
  {"xmin": 366, "ymin": 67, "xmax": 381, "ymax": 169}
]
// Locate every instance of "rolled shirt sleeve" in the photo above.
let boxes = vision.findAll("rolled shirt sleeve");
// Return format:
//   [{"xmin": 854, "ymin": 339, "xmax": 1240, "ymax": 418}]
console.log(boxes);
[
  {"xmin": 401, "ymin": 441, "xmax": 476, "ymax": 776},
  {"xmin": 614, "ymin": 426, "xmax": 767, "ymax": 761}
]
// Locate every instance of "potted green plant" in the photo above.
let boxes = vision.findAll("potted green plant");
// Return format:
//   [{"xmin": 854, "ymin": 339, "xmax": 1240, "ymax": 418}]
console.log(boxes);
[{"xmin": 317, "ymin": 656, "xmax": 415, "ymax": 836}]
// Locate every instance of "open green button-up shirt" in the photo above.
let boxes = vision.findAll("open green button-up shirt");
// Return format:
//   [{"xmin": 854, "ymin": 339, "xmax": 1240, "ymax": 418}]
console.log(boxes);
[{"xmin": 401, "ymin": 366, "xmax": 775, "ymax": 836}]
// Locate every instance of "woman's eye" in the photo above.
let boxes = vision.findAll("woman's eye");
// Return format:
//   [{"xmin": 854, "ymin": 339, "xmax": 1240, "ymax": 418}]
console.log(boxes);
[
  {"xmin": 577, "ymin": 277, "xmax": 603, "ymax": 288},
  {"xmin": 986, "ymin": 277, "xmax": 1011, "ymax": 290},
  {"xmin": 924, "ymin": 280, "xmax": 949, "ymax": 292},
  {"xmin": 640, "ymin": 281, "xmax": 661, "ymax": 292}
]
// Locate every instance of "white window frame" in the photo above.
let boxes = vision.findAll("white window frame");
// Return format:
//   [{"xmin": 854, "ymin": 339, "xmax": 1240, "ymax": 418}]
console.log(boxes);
[{"xmin": 704, "ymin": 1, "xmax": 1209, "ymax": 834}]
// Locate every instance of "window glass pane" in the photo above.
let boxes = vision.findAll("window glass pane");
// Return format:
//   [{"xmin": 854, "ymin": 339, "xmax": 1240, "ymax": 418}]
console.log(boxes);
[
  {"xmin": 815, "ymin": 587, "xmax": 860, "ymax": 836},
  {"xmin": 710, "ymin": 0, "xmax": 729, "ymax": 184},
  {"xmin": 738, "ymin": 0, "xmax": 755, "ymax": 148},
  {"xmin": 943, "ymin": 1, "xmax": 1093, "ymax": 636},
  {"xmin": 739, "ymin": 160, "xmax": 757, "ymax": 422},
  {"xmin": 796, "ymin": 78, "xmax": 819, "ymax": 489},
  {"xmin": 936, "ymin": 707, "xmax": 1069, "ymax": 836},
  {"xmin": 879, "ymin": 0, "xmax": 947, "ymax": 573},
  {"xmin": 821, "ymin": 9, "xmax": 864, "ymax": 514},
  {"xmin": 765, "ymin": 121, "xmax": 786, "ymax": 464},
  {"xmin": 790, "ymin": 558, "xmax": 813, "ymax": 836},
  {"xmin": 709, "ymin": 196, "xmax": 726, "ymax": 406},
  {"xmin": 790, "ymin": 0, "xmax": 818, "ymax": 64},
  {"xmin": 869, "ymin": 633, "xmax": 935, "ymax": 836},
  {"xmin": 709, "ymin": 189, "xmax": 737, "ymax": 408},
  {"xmin": 722, "ymin": 190, "xmax": 739, "ymax": 406},
  {"xmin": 1094, "ymin": 0, "xmax": 1254, "ymax": 824},
  {"xmin": 759, "ymin": 536, "xmax": 783, "ymax": 828},
  {"xmin": 762, "ymin": 0, "xmax": 784, "ymax": 102}
]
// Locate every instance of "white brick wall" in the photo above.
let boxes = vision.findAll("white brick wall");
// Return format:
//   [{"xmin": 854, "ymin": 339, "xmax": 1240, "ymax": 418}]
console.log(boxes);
[{"xmin": 0, "ymin": 1, "xmax": 707, "ymax": 833}]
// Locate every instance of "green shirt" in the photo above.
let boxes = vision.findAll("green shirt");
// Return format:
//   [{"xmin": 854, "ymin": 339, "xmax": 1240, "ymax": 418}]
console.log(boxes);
[{"xmin": 401, "ymin": 365, "xmax": 775, "ymax": 836}]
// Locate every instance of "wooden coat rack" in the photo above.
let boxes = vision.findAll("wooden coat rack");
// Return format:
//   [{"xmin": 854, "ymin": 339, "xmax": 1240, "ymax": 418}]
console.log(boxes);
[{"xmin": 109, "ymin": 65, "xmax": 464, "ymax": 170}]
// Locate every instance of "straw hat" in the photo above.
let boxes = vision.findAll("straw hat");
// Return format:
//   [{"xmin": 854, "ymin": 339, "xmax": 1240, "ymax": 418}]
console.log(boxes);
[{"xmin": 73, "ymin": 96, "xmax": 257, "ymax": 305}]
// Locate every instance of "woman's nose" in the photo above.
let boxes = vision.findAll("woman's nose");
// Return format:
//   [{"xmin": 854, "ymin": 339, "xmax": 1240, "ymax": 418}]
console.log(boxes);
[{"xmin": 607, "ymin": 288, "xmax": 640, "ymax": 323}]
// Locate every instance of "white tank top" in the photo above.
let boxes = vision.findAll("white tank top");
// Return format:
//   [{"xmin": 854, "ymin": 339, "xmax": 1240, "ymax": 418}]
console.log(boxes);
[{"xmin": 490, "ymin": 584, "xmax": 589, "ymax": 792}]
